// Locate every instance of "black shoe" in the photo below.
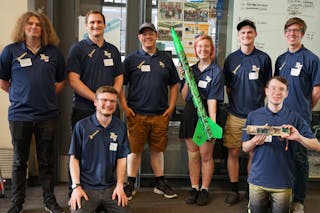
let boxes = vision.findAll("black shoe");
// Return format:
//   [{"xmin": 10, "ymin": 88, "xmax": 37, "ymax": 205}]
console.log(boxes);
[
  {"xmin": 44, "ymin": 199, "xmax": 65, "ymax": 213},
  {"xmin": 124, "ymin": 182, "xmax": 136, "ymax": 201},
  {"xmin": 224, "ymin": 191, "xmax": 239, "ymax": 206},
  {"xmin": 197, "ymin": 189, "xmax": 209, "ymax": 206},
  {"xmin": 185, "ymin": 188, "xmax": 199, "ymax": 204},
  {"xmin": 7, "ymin": 203, "xmax": 23, "ymax": 213},
  {"xmin": 153, "ymin": 179, "xmax": 178, "ymax": 199}
]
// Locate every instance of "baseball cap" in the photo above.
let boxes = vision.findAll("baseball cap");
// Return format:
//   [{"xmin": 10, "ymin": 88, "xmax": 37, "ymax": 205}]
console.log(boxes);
[
  {"xmin": 138, "ymin": 23, "xmax": 157, "ymax": 34},
  {"xmin": 237, "ymin": 19, "xmax": 256, "ymax": 31}
]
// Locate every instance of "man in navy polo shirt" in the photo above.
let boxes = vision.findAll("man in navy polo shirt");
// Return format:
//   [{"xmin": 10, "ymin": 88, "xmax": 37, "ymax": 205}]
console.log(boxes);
[
  {"xmin": 242, "ymin": 76, "xmax": 320, "ymax": 213},
  {"xmin": 275, "ymin": 17, "xmax": 320, "ymax": 213},
  {"xmin": 0, "ymin": 12, "xmax": 66, "ymax": 213},
  {"xmin": 223, "ymin": 19, "xmax": 272, "ymax": 205},
  {"xmin": 67, "ymin": 10, "xmax": 124, "ymax": 128},
  {"xmin": 68, "ymin": 86, "xmax": 130, "ymax": 212},
  {"xmin": 119, "ymin": 23, "xmax": 180, "ymax": 200}
]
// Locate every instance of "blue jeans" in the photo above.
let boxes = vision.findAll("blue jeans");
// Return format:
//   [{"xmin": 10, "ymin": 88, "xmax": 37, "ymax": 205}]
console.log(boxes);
[
  {"xmin": 9, "ymin": 119, "xmax": 57, "ymax": 205},
  {"xmin": 292, "ymin": 142, "xmax": 309, "ymax": 203},
  {"xmin": 249, "ymin": 183, "xmax": 292, "ymax": 213},
  {"xmin": 70, "ymin": 187, "xmax": 128, "ymax": 213}
]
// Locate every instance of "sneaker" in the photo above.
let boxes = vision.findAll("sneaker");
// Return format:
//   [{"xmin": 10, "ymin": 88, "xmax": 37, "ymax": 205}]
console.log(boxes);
[
  {"xmin": 7, "ymin": 203, "xmax": 23, "ymax": 213},
  {"xmin": 185, "ymin": 188, "xmax": 199, "ymax": 204},
  {"xmin": 224, "ymin": 191, "xmax": 239, "ymax": 206},
  {"xmin": 153, "ymin": 180, "xmax": 178, "ymax": 199},
  {"xmin": 124, "ymin": 182, "xmax": 136, "ymax": 201},
  {"xmin": 44, "ymin": 199, "xmax": 65, "ymax": 213},
  {"xmin": 197, "ymin": 189, "xmax": 209, "ymax": 206},
  {"xmin": 290, "ymin": 201, "xmax": 304, "ymax": 213}
]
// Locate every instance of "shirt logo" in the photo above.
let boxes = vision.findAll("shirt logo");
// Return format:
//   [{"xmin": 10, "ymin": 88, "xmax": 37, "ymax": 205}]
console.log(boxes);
[
  {"xmin": 89, "ymin": 130, "xmax": 99, "ymax": 140},
  {"xmin": 137, "ymin": 60, "xmax": 145, "ymax": 70},
  {"xmin": 104, "ymin": 50, "xmax": 111, "ymax": 58},
  {"xmin": 232, "ymin": 64, "xmax": 241, "ymax": 74},
  {"xmin": 40, "ymin": 54, "xmax": 49, "ymax": 62},
  {"xmin": 88, "ymin": 49, "xmax": 96, "ymax": 58},
  {"xmin": 159, "ymin": 61, "xmax": 165, "ymax": 68},
  {"xmin": 295, "ymin": 62, "xmax": 303, "ymax": 70},
  {"xmin": 252, "ymin": 65, "xmax": 260, "ymax": 73},
  {"xmin": 205, "ymin": 76, "xmax": 212, "ymax": 82},
  {"xmin": 110, "ymin": 132, "xmax": 118, "ymax": 142}
]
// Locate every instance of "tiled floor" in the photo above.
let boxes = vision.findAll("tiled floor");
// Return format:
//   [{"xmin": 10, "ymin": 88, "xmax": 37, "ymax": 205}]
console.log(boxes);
[{"xmin": 0, "ymin": 182, "xmax": 320, "ymax": 213}]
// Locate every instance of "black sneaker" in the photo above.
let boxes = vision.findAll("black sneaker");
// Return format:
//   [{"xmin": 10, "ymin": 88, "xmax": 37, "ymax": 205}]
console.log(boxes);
[
  {"xmin": 7, "ymin": 203, "xmax": 23, "ymax": 213},
  {"xmin": 44, "ymin": 199, "xmax": 65, "ymax": 213},
  {"xmin": 224, "ymin": 191, "xmax": 239, "ymax": 206},
  {"xmin": 124, "ymin": 182, "xmax": 136, "ymax": 201},
  {"xmin": 153, "ymin": 180, "xmax": 178, "ymax": 199},
  {"xmin": 185, "ymin": 188, "xmax": 199, "ymax": 204},
  {"xmin": 197, "ymin": 189, "xmax": 209, "ymax": 206}
]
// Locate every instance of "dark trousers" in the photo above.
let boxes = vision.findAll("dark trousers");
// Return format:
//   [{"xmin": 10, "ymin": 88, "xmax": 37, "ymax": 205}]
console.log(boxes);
[
  {"xmin": 9, "ymin": 119, "xmax": 57, "ymax": 205},
  {"xmin": 292, "ymin": 142, "xmax": 309, "ymax": 202}
]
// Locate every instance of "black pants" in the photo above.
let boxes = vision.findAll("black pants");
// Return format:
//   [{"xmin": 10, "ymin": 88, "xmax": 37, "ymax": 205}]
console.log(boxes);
[{"xmin": 9, "ymin": 119, "xmax": 57, "ymax": 205}]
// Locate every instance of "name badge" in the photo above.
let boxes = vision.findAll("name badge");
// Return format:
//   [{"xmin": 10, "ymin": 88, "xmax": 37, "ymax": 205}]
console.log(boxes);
[
  {"xmin": 104, "ymin": 59, "xmax": 114, "ymax": 66},
  {"xmin": 141, "ymin": 65, "xmax": 151, "ymax": 72},
  {"xmin": 109, "ymin": 142, "xmax": 118, "ymax": 151},
  {"xmin": 20, "ymin": 58, "xmax": 32, "ymax": 67},
  {"xmin": 264, "ymin": 135, "xmax": 272, "ymax": 143},
  {"xmin": 290, "ymin": 68, "xmax": 300, "ymax": 76},
  {"xmin": 249, "ymin": 72, "xmax": 258, "ymax": 80},
  {"xmin": 198, "ymin": 80, "xmax": 208, "ymax": 88}
]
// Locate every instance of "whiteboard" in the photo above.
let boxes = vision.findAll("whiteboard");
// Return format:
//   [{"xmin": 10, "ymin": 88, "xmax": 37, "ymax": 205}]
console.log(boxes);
[{"xmin": 231, "ymin": 0, "xmax": 320, "ymax": 65}]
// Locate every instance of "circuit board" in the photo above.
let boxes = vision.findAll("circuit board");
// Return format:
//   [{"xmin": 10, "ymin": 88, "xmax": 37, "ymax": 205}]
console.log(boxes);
[{"xmin": 244, "ymin": 125, "xmax": 290, "ymax": 136}]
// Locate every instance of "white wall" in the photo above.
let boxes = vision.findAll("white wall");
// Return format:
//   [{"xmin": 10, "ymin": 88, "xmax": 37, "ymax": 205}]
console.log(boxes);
[{"xmin": 0, "ymin": 0, "xmax": 28, "ymax": 148}]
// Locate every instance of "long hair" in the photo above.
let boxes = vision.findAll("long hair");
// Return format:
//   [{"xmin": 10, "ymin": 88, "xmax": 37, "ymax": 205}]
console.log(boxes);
[
  {"xmin": 11, "ymin": 11, "xmax": 60, "ymax": 46},
  {"xmin": 193, "ymin": 35, "xmax": 215, "ymax": 60}
]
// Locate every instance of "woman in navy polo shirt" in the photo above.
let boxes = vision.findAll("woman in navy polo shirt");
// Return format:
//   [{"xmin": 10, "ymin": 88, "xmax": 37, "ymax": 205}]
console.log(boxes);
[{"xmin": 179, "ymin": 35, "xmax": 224, "ymax": 206}]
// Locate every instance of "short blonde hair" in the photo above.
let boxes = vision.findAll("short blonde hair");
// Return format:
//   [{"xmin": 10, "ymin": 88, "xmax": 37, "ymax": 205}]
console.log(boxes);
[{"xmin": 11, "ymin": 11, "xmax": 60, "ymax": 46}]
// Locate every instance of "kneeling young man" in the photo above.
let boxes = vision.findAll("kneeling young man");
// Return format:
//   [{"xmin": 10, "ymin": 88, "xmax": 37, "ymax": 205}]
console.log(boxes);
[{"xmin": 242, "ymin": 76, "xmax": 320, "ymax": 213}]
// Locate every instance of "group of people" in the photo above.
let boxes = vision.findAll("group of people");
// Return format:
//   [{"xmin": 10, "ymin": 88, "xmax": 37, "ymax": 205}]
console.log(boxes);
[{"xmin": 0, "ymin": 9, "xmax": 320, "ymax": 213}]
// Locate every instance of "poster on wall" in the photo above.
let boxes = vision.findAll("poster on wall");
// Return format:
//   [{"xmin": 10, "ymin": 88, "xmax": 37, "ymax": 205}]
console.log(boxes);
[{"xmin": 157, "ymin": 0, "xmax": 217, "ymax": 65}]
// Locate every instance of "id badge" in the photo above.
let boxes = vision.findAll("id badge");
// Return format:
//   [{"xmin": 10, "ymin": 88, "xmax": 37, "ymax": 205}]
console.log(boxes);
[
  {"xmin": 249, "ymin": 72, "xmax": 258, "ymax": 80},
  {"xmin": 141, "ymin": 65, "xmax": 151, "ymax": 72},
  {"xmin": 290, "ymin": 68, "xmax": 300, "ymax": 76},
  {"xmin": 20, "ymin": 58, "xmax": 32, "ymax": 67},
  {"xmin": 198, "ymin": 80, "xmax": 208, "ymax": 88},
  {"xmin": 109, "ymin": 142, "xmax": 118, "ymax": 151},
  {"xmin": 104, "ymin": 59, "xmax": 114, "ymax": 66}
]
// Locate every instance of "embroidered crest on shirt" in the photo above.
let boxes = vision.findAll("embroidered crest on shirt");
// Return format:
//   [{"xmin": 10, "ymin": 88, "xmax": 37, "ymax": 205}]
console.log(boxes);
[
  {"xmin": 40, "ymin": 54, "xmax": 49, "ymax": 62},
  {"xmin": 16, "ymin": 52, "xmax": 27, "ymax": 62},
  {"xmin": 88, "ymin": 49, "xmax": 96, "ymax": 58},
  {"xmin": 137, "ymin": 60, "xmax": 145, "ymax": 70},
  {"xmin": 205, "ymin": 76, "xmax": 212, "ymax": 82},
  {"xmin": 110, "ymin": 132, "xmax": 118, "ymax": 142},
  {"xmin": 89, "ymin": 130, "xmax": 99, "ymax": 140},
  {"xmin": 295, "ymin": 62, "xmax": 303, "ymax": 70},
  {"xmin": 252, "ymin": 65, "xmax": 260, "ymax": 73},
  {"xmin": 159, "ymin": 61, "xmax": 165, "ymax": 68},
  {"xmin": 232, "ymin": 64, "xmax": 241, "ymax": 74},
  {"xmin": 104, "ymin": 51, "xmax": 111, "ymax": 58}
]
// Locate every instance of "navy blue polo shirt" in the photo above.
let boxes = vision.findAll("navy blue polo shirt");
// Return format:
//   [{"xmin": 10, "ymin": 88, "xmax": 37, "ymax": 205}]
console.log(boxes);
[
  {"xmin": 123, "ymin": 49, "xmax": 180, "ymax": 115},
  {"xmin": 69, "ymin": 113, "xmax": 130, "ymax": 190},
  {"xmin": 0, "ymin": 42, "xmax": 66, "ymax": 121},
  {"xmin": 183, "ymin": 61, "xmax": 224, "ymax": 102},
  {"xmin": 275, "ymin": 46, "xmax": 320, "ymax": 124},
  {"xmin": 67, "ymin": 38, "xmax": 124, "ymax": 110},
  {"xmin": 242, "ymin": 106, "xmax": 314, "ymax": 189},
  {"xmin": 224, "ymin": 48, "xmax": 272, "ymax": 118}
]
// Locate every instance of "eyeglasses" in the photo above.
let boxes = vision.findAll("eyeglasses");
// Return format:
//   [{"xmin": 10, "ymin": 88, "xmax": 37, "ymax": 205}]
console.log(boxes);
[
  {"xmin": 97, "ymin": 98, "xmax": 117, "ymax": 104},
  {"xmin": 285, "ymin": 29, "xmax": 302, "ymax": 33}
]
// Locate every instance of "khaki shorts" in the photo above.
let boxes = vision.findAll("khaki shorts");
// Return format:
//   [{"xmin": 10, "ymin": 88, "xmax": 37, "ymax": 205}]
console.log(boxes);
[
  {"xmin": 223, "ymin": 113, "xmax": 246, "ymax": 148},
  {"xmin": 127, "ymin": 114, "xmax": 169, "ymax": 153}
]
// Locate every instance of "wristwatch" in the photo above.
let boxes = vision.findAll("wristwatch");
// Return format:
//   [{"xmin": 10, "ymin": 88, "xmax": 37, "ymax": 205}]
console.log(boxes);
[{"xmin": 71, "ymin": 183, "xmax": 81, "ymax": 190}]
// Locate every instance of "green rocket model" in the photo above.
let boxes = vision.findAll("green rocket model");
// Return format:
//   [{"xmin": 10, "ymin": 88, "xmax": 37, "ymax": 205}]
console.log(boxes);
[{"xmin": 171, "ymin": 28, "xmax": 223, "ymax": 146}]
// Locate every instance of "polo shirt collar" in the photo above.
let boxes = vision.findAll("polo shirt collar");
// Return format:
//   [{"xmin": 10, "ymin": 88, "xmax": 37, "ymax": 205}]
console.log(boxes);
[
  {"xmin": 137, "ymin": 48, "xmax": 159, "ymax": 56},
  {"xmin": 264, "ymin": 105, "xmax": 286, "ymax": 116},
  {"xmin": 287, "ymin": 45, "xmax": 305, "ymax": 55},
  {"xmin": 85, "ymin": 37, "xmax": 106, "ymax": 47},
  {"xmin": 91, "ymin": 113, "xmax": 114, "ymax": 129},
  {"xmin": 239, "ymin": 46, "xmax": 257, "ymax": 56}
]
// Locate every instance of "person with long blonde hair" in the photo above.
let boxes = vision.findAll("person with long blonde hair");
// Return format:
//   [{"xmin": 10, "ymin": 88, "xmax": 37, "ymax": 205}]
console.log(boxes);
[{"xmin": 0, "ymin": 11, "xmax": 65, "ymax": 213}]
